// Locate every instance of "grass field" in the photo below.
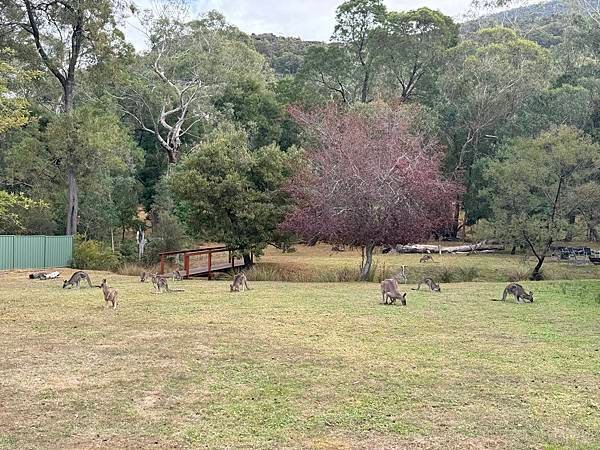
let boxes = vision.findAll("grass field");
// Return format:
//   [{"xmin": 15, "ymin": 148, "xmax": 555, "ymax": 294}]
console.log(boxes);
[
  {"xmin": 0, "ymin": 269, "xmax": 598, "ymax": 449},
  {"xmin": 256, "ymin": 244, "xmax": 600, "ymax": 282}
]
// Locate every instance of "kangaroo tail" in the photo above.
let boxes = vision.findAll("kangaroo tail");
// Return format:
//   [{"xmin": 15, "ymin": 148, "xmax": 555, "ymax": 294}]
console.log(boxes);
[{"xmin": 167, "ymin": 288, "xmax": 186, "ymax": 293}]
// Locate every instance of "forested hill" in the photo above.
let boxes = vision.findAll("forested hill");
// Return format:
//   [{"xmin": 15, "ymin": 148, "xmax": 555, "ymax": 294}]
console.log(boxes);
[
  {"xmin": 252, "ymin": 33, "xmax": 321, "ymax": 76},
  {"xmin": 462, "ymin": 0, "xmax": 569, "ymax": 47},
  {"xmin": 257, "ymin": 1, "xmax": 569, "ymax": 77}
]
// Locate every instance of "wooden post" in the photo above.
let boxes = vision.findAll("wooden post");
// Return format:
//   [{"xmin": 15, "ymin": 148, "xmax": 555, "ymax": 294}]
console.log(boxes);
[
  {"xmin": 207, "ymin": 251, "xmax": 212, "ymax": 280},
  {"xmin": 184, "ymin": 253, "xmax": 190, "ymax": 278},
  {"xmin": 230, "ymin": 250, "xmax": 235, "ymax": 269},
  {"xmin": 160, "ymin": 254, "xmax": 165, "ymax": 275}
]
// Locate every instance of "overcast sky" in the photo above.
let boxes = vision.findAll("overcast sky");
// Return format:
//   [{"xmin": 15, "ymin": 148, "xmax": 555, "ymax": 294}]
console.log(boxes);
[{"xmin": 125, "ymin": 0, "xmax": 481, "ymax": 49}]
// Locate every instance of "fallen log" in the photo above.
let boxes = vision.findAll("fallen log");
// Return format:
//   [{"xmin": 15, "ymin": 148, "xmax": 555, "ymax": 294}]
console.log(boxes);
[{"xmin": 395, "ymin": 241, "xmax": 504, "ymax": 254}]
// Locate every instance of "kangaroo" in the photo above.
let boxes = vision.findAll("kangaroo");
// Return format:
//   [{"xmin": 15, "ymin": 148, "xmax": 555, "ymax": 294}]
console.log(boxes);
[
  {"xmin": 393, "ymin": 265, "xmax": 408, "ymax": 284},
  {"xmin": 140, "ymin": 271, "xmax": 150, "ymax": 283},
  {"xmin": 419, "ymin": 255, "xmax": 434, "ymax": 263},
  {"xmin": 230, "ymin": 272, "xmax": 250, "ymax": 292},
  {"xmin": 100, "ymin": 279, "xmax": 118, "ymax": 309},
  {"xmin": 499, "ymin": 283, "xmax": 534, "ymax": 303},
  {"xmin": 63, "ymin": 271, "xmax": 96, "ymax": 289},
  {"xmin": 381, "ymin": 279, "xmax": 407, "ymax": 305},
  {"xmin": 412, "ymin": 277, "xmax": 441, "ymax": 292},
  {"xmin": 172, "ymin": 270, "xmax": 184, "ymax": 281},
  {"xmin": 151, "ymin": 274, "xmax": 185, "ymax": 294}
]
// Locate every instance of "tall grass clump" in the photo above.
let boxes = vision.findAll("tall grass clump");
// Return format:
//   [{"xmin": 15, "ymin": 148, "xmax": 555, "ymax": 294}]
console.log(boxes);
[{"xmin": 115, "ymin": 262, "xmax": 160, "ymax": 277}]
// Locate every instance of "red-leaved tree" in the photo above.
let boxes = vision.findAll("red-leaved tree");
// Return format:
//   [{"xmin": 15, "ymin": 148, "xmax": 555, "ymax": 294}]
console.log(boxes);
[{"xmin": 281, "ymin": 103, "xmax": 461, "ymax": 279}]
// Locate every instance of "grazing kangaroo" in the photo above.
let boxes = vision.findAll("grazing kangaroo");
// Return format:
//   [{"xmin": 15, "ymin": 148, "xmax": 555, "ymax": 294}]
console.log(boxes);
[
  {"xmin": 151, "ymin": 274, "xmax": 185, "ymax": 294},
  {"xmin": 140, "ymin": 271, "xmax": 151, "ymax": 283},
  {"xmin": 499, "ymin": 283, "xmax": 534, "ymax": 303},
  {"xmin": 393, "ymin": 265, "xmax": 408, "ymax": 284},
  {"xmin": 230, "ymin": 272, "xmax": 250, "ymax": 292},
  {"xmin": 100, "ymin": 279, "xmax": 118, "ymax": 309},
  {"xmin": 172, "ymin": 270, "xmax": 184, "ymax": 281},
  {"xmin": 381, "ymin": 279, "xmax": 407, "ymax": 305},
  {"xmin": 63, "ymin": 271, "xmax": 96, "ymax": 289},
  {"xmin": 412, "ymin": 278, "xmax": 441, "ymax": 292},
  {"xmin": 419, "ymin": 255, "xmax": 434, "ymax": 263}
]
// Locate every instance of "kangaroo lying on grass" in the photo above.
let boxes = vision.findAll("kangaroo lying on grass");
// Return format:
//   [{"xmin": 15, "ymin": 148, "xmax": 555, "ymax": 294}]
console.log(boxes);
[
  {"xmin": 381, "ymin": 279, "xmax": 407, "ymax": 305},
  {"xmin": 63, "ymin": 271, "xmax": 97, "ymax": 289},
  {"xmin": 412, "ymin": 278, "xmax": 441, "ymax": 292},
  {"xmin": 495, "ymin": 283, "xmax": 534, "ymax": 303},
  {"xmin": 419, "ymin": 255, "xmax": 435, "ymax": 263},
  {"xmin": 151, "ymin": 274, "xmax": 185, "ymax": 294},
  {"xmin": 100, "ymin": 279, "xmax": 118, "ymax": 309},
  {"xmin": 29, "ymin": 271, "xmax": 60, "ymax": 280},
  {"xmin": 230, "ymin": 272, "xmax": 250, "ymax": 292}
]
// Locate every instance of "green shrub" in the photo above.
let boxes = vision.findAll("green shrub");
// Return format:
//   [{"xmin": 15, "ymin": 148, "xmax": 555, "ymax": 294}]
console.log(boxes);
[
  {"xmin": 119, "ymin": 239, "xmax": 139, "ymax": 263},
  {"xmin": 457, "ymin": 266, "xmax": 480, "ymax": 282},
  {"xmin": 438, "ymin": 266, "xmax": 455, "ymax": 283},
  {"xmin": 73, "ymin": 238, "xmax": 121, "ymax": 271},
  {"xmin": 143, "ymin": 213, "xmax": 189, "ymax": 264}
]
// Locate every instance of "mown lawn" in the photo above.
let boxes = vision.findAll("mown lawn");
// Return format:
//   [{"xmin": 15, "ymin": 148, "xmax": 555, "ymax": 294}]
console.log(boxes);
[{"xmin": 0, "ymin": 270, "xmax": 598, "ymax": 449}]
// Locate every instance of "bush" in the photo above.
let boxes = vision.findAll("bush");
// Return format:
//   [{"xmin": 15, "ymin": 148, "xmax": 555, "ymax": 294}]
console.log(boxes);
[
  {"xmin": 73, "ymin": 238, "xmax": 121, "ymax": 271},
  {"xmin": 119, "ymin": 239, "xmax": 139, "ymax": 263},
  {"xmin": 245, "ymin": 262, "xmax": 376, "ymax": 283},
  {"xmin": 143, "ymin": 213, "xmax": 189, "ymax": 264},
  {"xmin": 115, "ymin": 262, "xmax": 159, "ymax": 277}
]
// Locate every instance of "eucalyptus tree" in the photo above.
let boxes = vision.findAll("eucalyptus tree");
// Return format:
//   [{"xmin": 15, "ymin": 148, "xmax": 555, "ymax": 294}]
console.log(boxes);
[
  {"xmin": 3, "ymin": 99, "xmax": 142, "ymax": 236},
  {"xmin": 437, "ymin": 28, "xmax": 551, "ymax": 233},
  {"xmin": 378, "ymin": 8, "xmax": 458, "ymax": 102},
  {"xmin": 118, "ymin": 9, "xmax": 266, "ymax": 164},
  {"xmin": 299, "ymin": 0, "xmax": 386, "ymax": 104},
  {"xmin": 0, "ymin": 0, "xmax": 129, "ymax": 234},
  {"xmin": 481, "ymin": 126, "xmax": 600, "ymax": 278}
]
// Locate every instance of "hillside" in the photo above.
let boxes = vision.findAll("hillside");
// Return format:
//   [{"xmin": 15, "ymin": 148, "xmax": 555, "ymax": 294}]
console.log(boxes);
[
  {"xmin": 462, "ymin": 0, "xmax": 570, "ymax": 47},
  {"xmin": 254, "ymin": 1, "xmax": 570, "ymax": 77},
  {"xmin": 252, "ymin": 33, "xmax": 321, "ymax": 76}
]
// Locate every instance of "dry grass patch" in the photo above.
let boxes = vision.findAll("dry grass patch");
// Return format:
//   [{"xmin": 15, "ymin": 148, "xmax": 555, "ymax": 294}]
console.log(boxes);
[{"xmin": 258, "ymin": 244, "xmax": 600, "ymax": 282}]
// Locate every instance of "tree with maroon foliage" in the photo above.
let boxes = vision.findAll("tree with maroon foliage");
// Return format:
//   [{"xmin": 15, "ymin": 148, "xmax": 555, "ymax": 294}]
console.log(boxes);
[{"xmin": 281, "ymin": 103, "xmax": 461, "ymax": 280}]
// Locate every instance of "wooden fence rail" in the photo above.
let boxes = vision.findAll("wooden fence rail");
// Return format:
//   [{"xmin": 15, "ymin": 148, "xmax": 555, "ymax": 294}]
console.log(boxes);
[{"xmin": 159, "ymin": 246, "xmax": 247, "ymax": 279}]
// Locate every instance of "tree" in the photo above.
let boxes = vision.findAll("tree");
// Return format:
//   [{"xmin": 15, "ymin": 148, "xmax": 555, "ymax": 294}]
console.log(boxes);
[
  {"xmin": 0, "ymin": 57, "xmax": 38, "ymax": 133},
  {"xmin": 0, "ymin": 191, "xmax": 48, "ymax": 233},
  {"xmin": 214, "ymin": 76, "xmax": 284, "ymax": 150},
  {"xmin": 481, "ymin": 126, "xmax": 600, "ymax": 279},
  {"xmin": 118, "ymin": 9, "xmax": 265, "ymax": 164},
  {"xmin": 378, "ymin": 8, "xmax": 459, "ymax": 102},
  {"xmin": 3, "ymin": 99, "xmax": 142, "ymax": 236},
  {"xmin": 1, "ymin": 0, "xmax": 128, "ymax": 234},
  {"xmin": 169, "ymin": 124, "xmax": 298, "ymax": 264},
  {"xmin": 437, "ymin": 27, "xmax": 551, "ymax": 234},
  {"xmin": 297, "ymin": 44, "xmax": 358, "ymax": 104},
  {"xmin": 1, "ymin": 0, "xmax": 126, "ymax": 112},
  {"xmin": 299, "ymin": 0, "xmax": 386, "ymax": 104},
  {"xmin": 282, "ymin": 103, "xmax": 460, "ymax": 280},
  {"xmin": 333, "ymin": 0, "xmax": 387, "ymax": 103}
]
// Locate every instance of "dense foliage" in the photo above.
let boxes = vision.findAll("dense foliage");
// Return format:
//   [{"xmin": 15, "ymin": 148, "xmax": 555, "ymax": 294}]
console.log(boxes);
[
  {"xmin": 0, "ymin": 0, "xmax": 598, "ymax": 278},
  {"xmin": 282, "ymin": 103, "xmax": 460, "ymax": 279}
]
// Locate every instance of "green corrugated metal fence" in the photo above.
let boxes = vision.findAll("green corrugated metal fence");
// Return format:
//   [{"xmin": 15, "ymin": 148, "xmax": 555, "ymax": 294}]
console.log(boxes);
[{"xmin": 0, "ymin": 235, "xmax": 73, "ymax": 270}]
